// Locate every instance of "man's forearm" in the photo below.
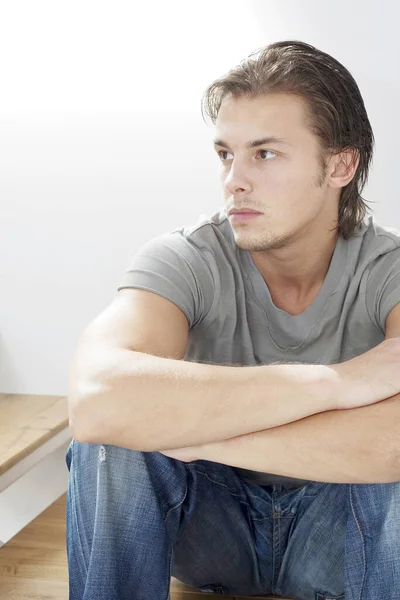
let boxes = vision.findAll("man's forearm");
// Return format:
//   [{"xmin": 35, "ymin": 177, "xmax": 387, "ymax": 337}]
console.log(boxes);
[
  {"xmin": 74, "ymin": 349, "xmax": 339, "ymax": 451},
  {"xmin": 197, "ymin": 394, "xmax": 400, "ymax": 484}
]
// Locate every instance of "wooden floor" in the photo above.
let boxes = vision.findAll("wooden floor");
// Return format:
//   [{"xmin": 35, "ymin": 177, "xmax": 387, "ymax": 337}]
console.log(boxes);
[
  {"xmin": 0, "ymin": 494, "xmax": 287, "ymax": 599},
  {"xmin": 0, "ymin": 494, "xmax": 69, "ymax": 598}
]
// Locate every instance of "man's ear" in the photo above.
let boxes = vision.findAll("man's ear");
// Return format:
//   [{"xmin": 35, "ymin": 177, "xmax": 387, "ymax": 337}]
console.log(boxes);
[{"xmin": 327, "ymin": 148, "xmax": 360, "ymax": 189}]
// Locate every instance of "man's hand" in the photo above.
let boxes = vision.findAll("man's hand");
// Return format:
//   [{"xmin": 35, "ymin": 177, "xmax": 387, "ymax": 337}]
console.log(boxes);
[{"xmin": 332, "ymin": 337, "xmax": 400, "ymax": 409}]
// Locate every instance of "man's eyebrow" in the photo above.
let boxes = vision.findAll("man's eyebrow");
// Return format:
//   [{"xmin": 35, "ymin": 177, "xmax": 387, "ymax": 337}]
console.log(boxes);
[{"xmin": 213, "ymin": 136, "xmax": 289, "ymax": 149}]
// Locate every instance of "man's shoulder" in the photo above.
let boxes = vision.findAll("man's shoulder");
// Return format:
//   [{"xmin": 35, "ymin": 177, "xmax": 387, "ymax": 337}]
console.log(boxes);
[
  {"xmin": 355, "ymin": 216, "xmax": 400, "ymax": 267},
  {"xmin": 368, "ymin": 217, "xmax": 400, "ymax": 248}
]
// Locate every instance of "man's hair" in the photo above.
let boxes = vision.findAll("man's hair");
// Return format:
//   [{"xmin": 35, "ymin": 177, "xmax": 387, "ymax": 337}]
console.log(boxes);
[{"xmin": 201, "ymin": 40, "xmax": 375, "ymax": 239}]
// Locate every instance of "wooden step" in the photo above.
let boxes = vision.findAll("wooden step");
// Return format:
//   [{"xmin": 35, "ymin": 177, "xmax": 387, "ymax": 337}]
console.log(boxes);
[
  {"xmin": 0, "ymin": 394, "xmax": 72, "ymax": 545},
  {"xmin": 0, "ymin": 393, "xmax": 69, "ymax": 476}
]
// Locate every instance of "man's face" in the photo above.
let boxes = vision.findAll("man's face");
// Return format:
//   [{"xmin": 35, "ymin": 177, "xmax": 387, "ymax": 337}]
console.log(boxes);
[{"xmin": 214, "ymin": 92, "xmax": 334, "ymax": 252}]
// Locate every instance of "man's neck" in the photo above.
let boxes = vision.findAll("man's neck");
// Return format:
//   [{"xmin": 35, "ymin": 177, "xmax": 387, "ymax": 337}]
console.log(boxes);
[{"xmin": 249, "ymin": 230, "xmax": 339, "ymax": 300}]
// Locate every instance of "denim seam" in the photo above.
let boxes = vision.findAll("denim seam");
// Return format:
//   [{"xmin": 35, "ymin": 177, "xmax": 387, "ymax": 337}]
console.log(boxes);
[
  {"xmin": 193, "ymin": 469, "xmax": 249, "ymax": 505},
  {"xmin": 301, "ymin": 482, "xmax": 330, "ymax": 497},
  {"xmin": 164, "ymin": 475, "xmax": 188, "ymax": 518},
  {"xmin": 68, "ymin": 440, "xmax": 89, "ymax": 577},
  {"xmin": 237, "ymin": 482, "xmax": 328, "ymax": 501},
  {"xmin": 193, "ymin": 469, "xmax": 325, "ymax": 514},
  {"xmin": 166, "ymin": 549, "xmax": 173, "ymax": 600},
  {"xmin": 159, "ymin": 468, "xmax": 189, "ymax": 599},
  {"xmin": 70, "ymin": 469, "xmax": 89, "ymax": 577},
  {"xmin": 349, "ymin": 484, "xmax": 366, "ymax": 600}
]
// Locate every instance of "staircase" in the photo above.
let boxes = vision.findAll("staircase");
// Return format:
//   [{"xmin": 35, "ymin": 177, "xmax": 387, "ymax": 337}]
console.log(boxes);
[{"xmin": 0, "ymin": 393, "xmax": 71, "ymax": 547}]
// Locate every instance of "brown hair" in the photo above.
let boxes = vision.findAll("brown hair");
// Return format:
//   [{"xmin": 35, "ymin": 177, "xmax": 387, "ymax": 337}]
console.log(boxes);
[{"xmin": 201, "ymin": 41, "xmax": 375, "ymax": 239}]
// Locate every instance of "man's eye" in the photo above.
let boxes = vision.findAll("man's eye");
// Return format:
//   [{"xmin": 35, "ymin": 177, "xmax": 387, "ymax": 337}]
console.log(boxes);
[
  {"xmin": 258, "ymin": 150, "xmax": 276, "ymax": 160},
  {"xmin": 217, "ymin": 149, "xmax": 276, "ymax": 161},
  {"xmin": 217, "ymin": 150, "xmax": 232, "ymax": 160}
]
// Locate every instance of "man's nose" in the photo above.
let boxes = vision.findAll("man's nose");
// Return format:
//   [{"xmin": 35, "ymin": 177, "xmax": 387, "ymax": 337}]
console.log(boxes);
[{"xmin": 224, "ymin": 162, "xmax": 252, "ymax": 195}]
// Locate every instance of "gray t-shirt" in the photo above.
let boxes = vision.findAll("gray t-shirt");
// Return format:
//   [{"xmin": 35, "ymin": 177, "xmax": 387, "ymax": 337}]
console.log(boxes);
[{"xmin": 117, "ymin": 207, "xmax": 400, "ymax": 490}]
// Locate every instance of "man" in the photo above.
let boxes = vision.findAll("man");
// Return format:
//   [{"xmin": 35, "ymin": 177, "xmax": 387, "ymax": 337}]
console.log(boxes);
[{"xmin": 66, "ymin": 41, "xmax": 400, "ymax": 600}]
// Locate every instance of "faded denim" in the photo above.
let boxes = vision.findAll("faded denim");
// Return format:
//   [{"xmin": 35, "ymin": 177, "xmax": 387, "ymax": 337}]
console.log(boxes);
[{"xmin": 65, "ymin": 439, "xmax": 400, "ymax": 599}]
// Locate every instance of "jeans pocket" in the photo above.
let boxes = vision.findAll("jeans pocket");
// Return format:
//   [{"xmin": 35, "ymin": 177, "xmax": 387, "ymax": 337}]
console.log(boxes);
[{"xmin": 315, "ymin": 591, "xmax": 345, "ymax": 600}]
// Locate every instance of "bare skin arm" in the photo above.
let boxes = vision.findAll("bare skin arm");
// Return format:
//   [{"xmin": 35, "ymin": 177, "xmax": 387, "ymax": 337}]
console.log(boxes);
[
  {"xmin": 69, "ymin": 289, "xmax": 400, "ymax": 453},
  {"xmin": 68, "ymin": 289, "xmax": 338, "ymax": 451}
]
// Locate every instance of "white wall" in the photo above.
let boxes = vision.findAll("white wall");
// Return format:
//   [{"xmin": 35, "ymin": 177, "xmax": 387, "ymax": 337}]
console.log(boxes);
[{"xmin": 1, "ymin": 0, "xmax": 398, "ymax": 394}]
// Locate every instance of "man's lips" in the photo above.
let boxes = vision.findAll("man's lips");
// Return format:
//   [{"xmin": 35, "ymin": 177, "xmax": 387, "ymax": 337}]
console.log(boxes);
[
  {"xmin": 229, "ymin": 212, "xmax": 263, "ymax": 222},
  {"xmin": 228, "ymin": 207, "xmax": 263, "ymax": 216}
]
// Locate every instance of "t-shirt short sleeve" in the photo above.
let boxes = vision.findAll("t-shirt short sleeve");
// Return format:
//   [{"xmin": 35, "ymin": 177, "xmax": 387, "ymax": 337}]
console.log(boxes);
[
  {"xmin": 366, "ymin": 246, "xmax": 400, "ymax": 334},
  {"xmin": 117, "ymin": 232, "xmax": 215, "ymax": 329}
]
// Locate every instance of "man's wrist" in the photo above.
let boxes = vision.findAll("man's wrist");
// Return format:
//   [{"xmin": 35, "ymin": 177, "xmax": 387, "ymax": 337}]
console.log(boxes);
[
  {"xmin": 275, "ymin": 362, "xmax": 342, "ymax": 411},
  {"xmin": 313, "ymin": 364, "xmax": 342, "ymax": 411}
]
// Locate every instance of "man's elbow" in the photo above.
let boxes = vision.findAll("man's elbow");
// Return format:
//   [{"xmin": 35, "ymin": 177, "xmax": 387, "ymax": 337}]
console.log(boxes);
[
  {"xmin": 69, "ymin": 416, "xmax": 93, "ymax": 444},
  {"xmin": 68, "ymin": 391, "xmax": 103, "ymax": 444},
  {"xmin": 68, "ymin": 391, "xmax": 144, "ymax": 450}
]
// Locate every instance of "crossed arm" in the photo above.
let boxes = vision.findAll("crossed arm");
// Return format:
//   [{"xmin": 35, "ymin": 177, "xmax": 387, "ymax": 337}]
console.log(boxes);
[
  {"xmin": 164, "ymin": 395, "xmax": 400, "ymax": 483},
  {"xmin": 160, "ymin": 304, "xmax": 400, "ymax": 484}
]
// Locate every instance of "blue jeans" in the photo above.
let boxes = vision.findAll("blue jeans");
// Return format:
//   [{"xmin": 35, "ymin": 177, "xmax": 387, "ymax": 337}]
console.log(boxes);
[{"xmin": 65, "ymin": 439, "xmax": 400, "ymax": 599}]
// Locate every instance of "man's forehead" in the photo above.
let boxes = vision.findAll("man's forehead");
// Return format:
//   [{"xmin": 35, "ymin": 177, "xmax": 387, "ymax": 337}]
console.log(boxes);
[
  {"xmin": 213, "ymin": 96, "xmax": 311, "ymax": 148},
  {"xmin": 216, "ymin": 93, "xmax": 308, "ymax": 126}
]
